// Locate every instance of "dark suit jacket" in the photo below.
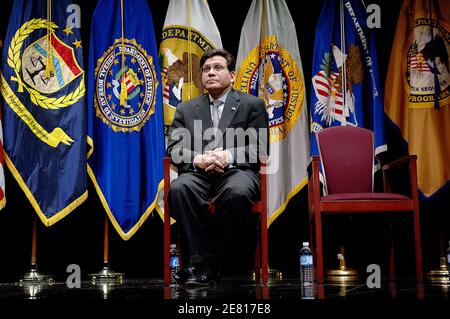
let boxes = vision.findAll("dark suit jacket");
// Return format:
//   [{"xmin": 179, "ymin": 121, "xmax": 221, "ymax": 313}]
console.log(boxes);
[{"xmin": 167, "ymin": 89, "xmax": 269, "ymax": 174}]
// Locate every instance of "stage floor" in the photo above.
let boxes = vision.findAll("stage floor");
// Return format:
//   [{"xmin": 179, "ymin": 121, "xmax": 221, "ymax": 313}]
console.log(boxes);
[
  {"xmin": 0, "ymin": 277, "xmax": 448, "ymax": 315},
  {"xmin": 0, "ymin": 277, "xmax": 449, "ymax": 299}
]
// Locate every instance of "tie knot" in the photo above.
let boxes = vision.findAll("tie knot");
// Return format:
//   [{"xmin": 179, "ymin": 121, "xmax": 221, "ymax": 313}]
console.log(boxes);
[{"xmin": 212, "ymin": 99, "xmax": 222, "ymax": 107}]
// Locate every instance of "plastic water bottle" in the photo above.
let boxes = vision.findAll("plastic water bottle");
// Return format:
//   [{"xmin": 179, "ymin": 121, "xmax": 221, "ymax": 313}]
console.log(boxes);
[
  {"xmin": 301, "ymin": 285, "xmax": 315, "ymax": 299},
  {"xmin": 300, "ymin": 242, "xmax": 314, "ymax": 286},
  {"xmin": 447, "ymin": 241, "xmax": 450, "ymax": 267},
  {"xmin": 170, "ymin": 244, "xmax": 180, "ymax": 285}
]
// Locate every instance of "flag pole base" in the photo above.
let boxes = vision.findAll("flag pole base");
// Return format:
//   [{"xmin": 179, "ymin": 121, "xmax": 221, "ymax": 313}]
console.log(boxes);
[
  {"xmin": 326, "ymin": 267, "xmax": 360, "ymax": 284},
  {"xmin": 325, "ymin": 253, "xmax": 360, "ymax": 284},
  {"xmin": 250, "ymin": 267, "xmax": 283, "ymax": 281},
  {"xmin": 19, "ymin": 265, "xmax": 53, "ymax": 299},
  {"xmin": 88, "ymin": 265, "xmax": 124, "ymax": 285},
  {"xmin": 427, "ymin": 257, "xmax": 450, "ymax": 285},
  {"xmin": 19, "ymin": 265, "xmax": 54, "ymax": 285}
]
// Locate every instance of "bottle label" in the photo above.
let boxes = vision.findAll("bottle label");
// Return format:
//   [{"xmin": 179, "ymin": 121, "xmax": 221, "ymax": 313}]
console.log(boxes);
[
  {"xmin": 170, "ymin": 256, "xmax": 179, "ymax": 268},
  {"xmin": 300, "ymin": 255, "xmax": 313, "ymax": 266}
]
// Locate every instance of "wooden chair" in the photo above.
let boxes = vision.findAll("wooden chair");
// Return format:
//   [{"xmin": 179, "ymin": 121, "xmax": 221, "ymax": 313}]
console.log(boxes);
[
  {"xmin": 308, "ymin": 126, "xmax": 423, "ymax": 283},
  {"xmin": 163, "ymin": 157, "xmax": 268, "ymax": 285}
]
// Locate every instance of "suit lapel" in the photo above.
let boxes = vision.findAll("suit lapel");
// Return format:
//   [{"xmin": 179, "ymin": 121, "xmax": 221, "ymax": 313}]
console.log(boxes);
[
  {"xmin": 218, "ymin": 89, "xmax": 240, "ymax": 133},
  {"xmin": 194, "ymin": 94, "xmax": 213, "ymax": 131}
]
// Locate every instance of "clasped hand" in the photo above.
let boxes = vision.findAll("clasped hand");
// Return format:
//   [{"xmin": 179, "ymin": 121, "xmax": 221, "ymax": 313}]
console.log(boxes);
[{"xmin": 194, "ymin": 149, "xmax": 230, "ymax": 173}]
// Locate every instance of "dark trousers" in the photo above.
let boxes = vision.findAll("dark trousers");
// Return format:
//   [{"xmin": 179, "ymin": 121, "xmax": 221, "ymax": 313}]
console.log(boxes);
[{"xmin": 168, "ymin": 168, "xmax": 260, "ymax": 267}]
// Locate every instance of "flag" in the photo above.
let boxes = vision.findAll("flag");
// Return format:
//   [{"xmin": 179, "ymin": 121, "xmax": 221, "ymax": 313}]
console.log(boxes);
[
  {"xmin": 87, "ymin": 0, "xmax": 164, "ymax": 239},
  {"xmin": 234, "ymin": 0, "xmax": 310, "ymax": 226},
  {"xmin": 160, "ymin": 0, "xmax": 222, "ymax": 135},
  {"xmin": 385, "ymin": 0, "xmax": 450, "ymax": 197},
  {"xmin": 310, "ymin": 0, "xmax": 386, "ymax": 163},
  {"xmin": 0, "ymin": 0, "xmax": 87, "ymax": 224},
  {"xmin": 0, "ymin": 104, "xmax": 5, "ymax": 211},
  {"xmin": 0, "ymin": 41, "xmax": 5, "ymax": 210},
  {"xmin": 158, "ymin": 0, "xmax": 222, "ymax": 221}
]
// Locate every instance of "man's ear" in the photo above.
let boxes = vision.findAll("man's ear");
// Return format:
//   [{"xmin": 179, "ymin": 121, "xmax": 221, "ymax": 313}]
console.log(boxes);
[{"xmin": 230, "ymin": 71, "xmax": 236, "ymax": 84}]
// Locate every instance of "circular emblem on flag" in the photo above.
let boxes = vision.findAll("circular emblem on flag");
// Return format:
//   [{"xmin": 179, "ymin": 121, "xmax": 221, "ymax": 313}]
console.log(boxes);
[
  {"xmin": 95, "ymin": 38, "xmax": 158, "ymax": 132},
  {"xmin": 406, "ymin": 19, "xmax": 450, "ymax": 108},
  {"xmin": 234, "ymin": 36, "xmax": 304, "ymax": 143},
  {"xmin": 2, "ymin": 18, "xmax": 85, "ymax": 147},
  {"xmin": 5, "ymin": 18, "xmax": 85, "ymax": 110},
  {"xmin": 160, "ymin": 25, "xmax": 216, "ymax": 134}
]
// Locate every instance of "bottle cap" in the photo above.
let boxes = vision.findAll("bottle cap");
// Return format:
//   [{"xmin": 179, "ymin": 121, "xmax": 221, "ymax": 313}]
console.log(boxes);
[
  {"xmin": 302, "ymin": 242, "xmax": 309, "ymax": 247},
  {"xmin": 170, "ymin": 244, "xmax": 177, "ymax": 248}
]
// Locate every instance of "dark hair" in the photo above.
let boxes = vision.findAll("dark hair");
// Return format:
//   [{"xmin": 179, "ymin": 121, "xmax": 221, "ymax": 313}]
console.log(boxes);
[{"xmin": 200, "ymin": 49, "xmax": 236, "ymax": 72}]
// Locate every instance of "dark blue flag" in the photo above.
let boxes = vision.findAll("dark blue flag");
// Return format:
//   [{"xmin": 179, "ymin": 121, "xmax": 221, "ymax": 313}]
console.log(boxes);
[
  {"xmin": 310, "ymin": 0, "xmax": 386, "ymax": 158},
  {"xmin": 87, "ymin": 0, "xmax": 165, "ymax": 239},
  {"xmin": 0, "ymin": 0, "xmax": 87, "ymax": 224}
]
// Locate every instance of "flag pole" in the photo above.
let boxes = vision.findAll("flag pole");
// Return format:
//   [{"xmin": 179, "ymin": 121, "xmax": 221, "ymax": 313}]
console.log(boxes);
[
  {"xmin": 103, "ymin": 215, "xmax": 109, "ymax": 265},
  {"xmin": 19, "ymin": 214, "xmax": 53, "ymax": 298},
  {"xmin": 20, "ymin": 0, "xmax": 55, "ymax": 291},
  {"xmin": 88, "ymin": 216, "xmax": 124, "ymax": 290}
]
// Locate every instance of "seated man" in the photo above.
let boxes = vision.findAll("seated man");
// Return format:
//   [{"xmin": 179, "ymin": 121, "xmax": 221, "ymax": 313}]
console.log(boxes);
[{"xmin": 167, "ymin": 49, "xmax": 269, "ymax": 286}]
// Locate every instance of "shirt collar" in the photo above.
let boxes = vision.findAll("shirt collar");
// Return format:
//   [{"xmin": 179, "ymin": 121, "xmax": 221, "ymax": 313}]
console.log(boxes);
[{"xmin": 209, "ymin": 88, "xmax": 231, "ymax": 105}]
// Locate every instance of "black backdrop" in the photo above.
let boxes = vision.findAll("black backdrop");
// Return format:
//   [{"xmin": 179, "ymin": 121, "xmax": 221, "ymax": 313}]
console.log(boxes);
[{"xmin": 0, "ymin": 0, "xmax": 448, "ymax": 283}]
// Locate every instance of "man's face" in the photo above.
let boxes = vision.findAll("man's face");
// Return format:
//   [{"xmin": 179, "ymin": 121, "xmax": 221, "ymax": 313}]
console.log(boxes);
[{"xmin": 201, "ymin": 55, "xmax": 235, "ymax": 97}]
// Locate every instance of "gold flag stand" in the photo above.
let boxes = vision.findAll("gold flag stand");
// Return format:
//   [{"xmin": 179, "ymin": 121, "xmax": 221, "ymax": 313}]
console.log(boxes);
[
  {"xmin": 251, "ymin": 266, "xmax": 283, "ymax": 282},
  {"xmin": 88, "ymin": 216, "xmax": 124, "ymax": 297},
  {"xmin": 427, "ymin": 228, "xmax": 449, "ymax": 285},
  {"xmin": 19, "ymin": 215, "xmax": 53, "ymax": 299},
  {"xmin": 326, "ymin": 245, "xmax": 359, "ymax": 284}
]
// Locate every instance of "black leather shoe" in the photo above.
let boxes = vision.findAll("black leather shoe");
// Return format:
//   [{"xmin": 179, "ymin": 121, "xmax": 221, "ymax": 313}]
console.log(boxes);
[
  {"xmin": 172, "ymin": 265, "xmax": 196, "ymax": 284},
  {"xmin": 185, "ymin": 265, "xmax": 218, "ymax": 286},
  {"xmin": 185, "ymin": 286, "xmax": 209, "ymax": 298}
]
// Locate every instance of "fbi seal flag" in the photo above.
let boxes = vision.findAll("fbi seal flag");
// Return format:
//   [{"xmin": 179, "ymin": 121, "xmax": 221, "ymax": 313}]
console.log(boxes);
[{"xmin": 87, "ymin": 0, "xmax": 164, "ymax": 240}]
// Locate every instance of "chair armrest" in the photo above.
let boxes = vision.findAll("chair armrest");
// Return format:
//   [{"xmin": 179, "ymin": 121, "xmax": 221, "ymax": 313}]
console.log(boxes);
[
  {"xmin": 381, "ymin": 155, "xmax": 417, "ymax": 171},
  {"xmin": 381, "ymin": 155, "xmax": 419, "ymax": 200}
]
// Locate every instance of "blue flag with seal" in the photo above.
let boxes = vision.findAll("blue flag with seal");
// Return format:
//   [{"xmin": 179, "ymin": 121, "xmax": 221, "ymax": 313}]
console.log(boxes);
[
  {"xmin": 0, "ymin": 0, "xmax": 87, "ymax": 225},
  {"xmin": 310, "ymin": 0, "xmax": 386, "ymax": 159},
  {"xmin": 87, "ymin": 0, "xmax": 164, "ymax": 240}
]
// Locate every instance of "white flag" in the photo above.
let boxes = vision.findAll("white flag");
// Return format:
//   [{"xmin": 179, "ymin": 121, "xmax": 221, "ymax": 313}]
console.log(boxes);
[
  {"xmin": 158, "ymin": 0, "xmax": 222, "ymax": 219},
  {"xmin": 160, "ymin": 0, "xmax": 222, "ymax": 133},
  {"xmin": 235, "ymin": 0, "xmax": 310, "ymax": 226}
]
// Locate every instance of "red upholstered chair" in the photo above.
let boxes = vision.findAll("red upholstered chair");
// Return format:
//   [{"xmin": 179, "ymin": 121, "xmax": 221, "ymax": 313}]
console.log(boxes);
[
  {"xmin": 308, "ymin": 126, "xmax": 423, "ymax": 283},
  {"xmin": 163, "ymin": 157, "xmax": 268, "ymax": 286}
]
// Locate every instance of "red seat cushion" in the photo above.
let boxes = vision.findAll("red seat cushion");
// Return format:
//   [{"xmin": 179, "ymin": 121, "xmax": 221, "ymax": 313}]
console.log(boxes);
[{"xmin": 322, "ymin": 193, "xmax": 410, "ymax": 201}]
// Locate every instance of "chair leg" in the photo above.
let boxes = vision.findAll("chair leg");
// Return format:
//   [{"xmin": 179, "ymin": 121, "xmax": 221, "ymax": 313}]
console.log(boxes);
[
  {"xmin": 255, "ymin": 238, "xmax": 261, "ymax": 283},
  {"xmin": 315, "ymin": 212, "xmax": 324, "ymax": 284},
  {"xmin": 163, "ymin": 158, "xmax": 171, "ymax": 286},
  {"xmin": 389, "ymin": 221, "xmax": 396, "ymax": 281},
  {"xmin": 309, "ymin": 209, "xmax": 314, "ymax": 271},
  {"xmin": 164, "ymin": 214, "xmax": 170, "ymax": 286},
  {"xmin": 261, "ymin": 211, "xmax": 268, "ymax": 285},
  {"xmin": 413, "ymin": 208, "xmax": 423, "ymax": 283}
]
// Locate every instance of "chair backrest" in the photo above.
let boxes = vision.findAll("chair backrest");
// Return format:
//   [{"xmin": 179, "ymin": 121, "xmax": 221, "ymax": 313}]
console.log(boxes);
[{"xmin": 316, "ymin": 126, "xmax": 374, "ymax": 194}]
